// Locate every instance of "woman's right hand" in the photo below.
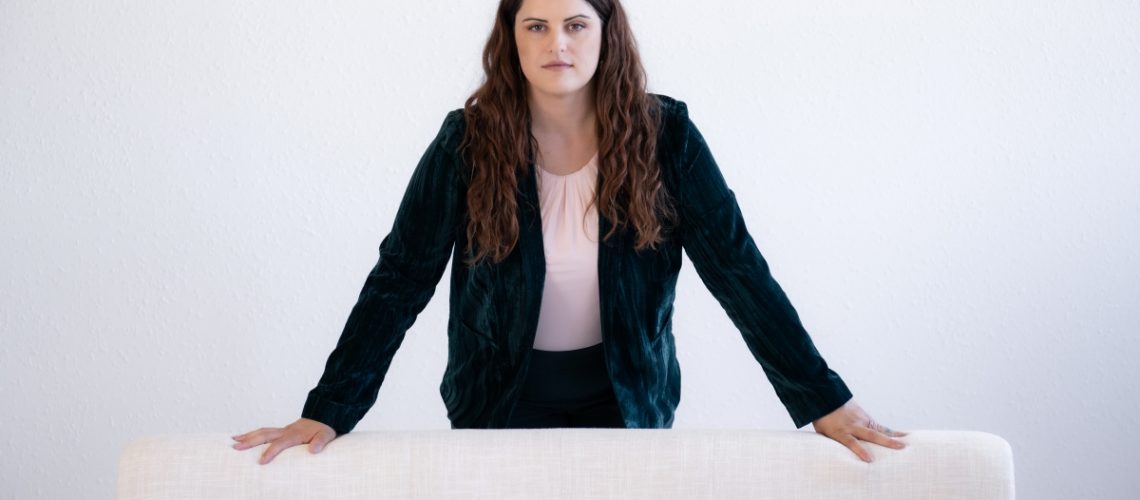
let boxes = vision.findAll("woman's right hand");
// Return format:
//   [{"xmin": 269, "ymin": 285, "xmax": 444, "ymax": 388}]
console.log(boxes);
[{"xmin": 231, "ymin": 418, "xmax": 338, "ymax": 465}]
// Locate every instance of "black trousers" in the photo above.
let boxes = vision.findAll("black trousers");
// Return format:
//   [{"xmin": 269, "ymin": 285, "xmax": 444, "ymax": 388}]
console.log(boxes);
[{"xmin": 505, "ymin": 342, "xmax": 626, "ymax": 428}]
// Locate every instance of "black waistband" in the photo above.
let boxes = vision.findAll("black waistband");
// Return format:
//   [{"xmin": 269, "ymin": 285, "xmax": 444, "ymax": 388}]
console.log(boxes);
[
  {"xmin": 530, "ymin": 341, "xmax": 605, "ymax": 358},
  {"xmin": 522, "ymin": 342, "xmax": 611, "ymax": 403}
]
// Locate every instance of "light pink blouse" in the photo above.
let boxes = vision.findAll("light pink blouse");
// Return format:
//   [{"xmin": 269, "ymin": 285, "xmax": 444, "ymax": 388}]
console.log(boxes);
[{"xmin": 532, "ymin": 151, "xmax": 602, "ymax": 351}]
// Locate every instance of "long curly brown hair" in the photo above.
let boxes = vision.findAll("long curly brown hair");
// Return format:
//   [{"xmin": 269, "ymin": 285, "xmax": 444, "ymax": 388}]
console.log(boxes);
[{"xmin": 458, "ymin": 0, "xmax": 677, "ymax": 267}]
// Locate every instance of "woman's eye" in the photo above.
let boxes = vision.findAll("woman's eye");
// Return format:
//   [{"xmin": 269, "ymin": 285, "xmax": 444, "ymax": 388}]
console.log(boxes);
[{"xmin": 526, "ymin": 22, "xmax": 584, "ymax": 33}]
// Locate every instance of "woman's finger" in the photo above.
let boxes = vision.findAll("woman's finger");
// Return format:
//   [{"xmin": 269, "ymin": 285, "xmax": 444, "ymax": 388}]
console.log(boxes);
[
  {"xmin": 232, "ymin": 428, "xmax": 283, "ymax": 450},
  {"xmin": 853, "ymin": 424, "xmax": 906, "ymax": 450},
  {"xmin": 869, "ymin": 421, "xmax": 909, "ymax": 439},
  {"xmin": 258, "ymin": 429, "xmax": 284, "ymax": 445},
  {"xmin": 886, "ymin": 428, "xmax": 909, "ymax": 437},
  {"xmin": 231, "ymin": 427, "xmax": 266, "ymax": 441},
  {"xmin": 836, "ymin": 433, "xmax": 873, "ymax": 463},
  {"xmin": 259, "ymin": 435, "xmax": 302, "ymax": 465},
  {"xmin": 231, "ymin": 431, "xmax": 263, "ymax": 449},
  {"xmin": 307, "ymin": 428, "xmax": 336, "ymax": 453}
]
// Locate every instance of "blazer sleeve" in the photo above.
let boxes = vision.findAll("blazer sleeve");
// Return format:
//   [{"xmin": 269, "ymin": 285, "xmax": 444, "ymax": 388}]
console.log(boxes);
[
  {"xmin": 673, "ymin": 101, "xmax": 854, "ymax": 428},
  {"xmin": 301, "ymin": 110, "xmax": 464, "ymax": 435}
]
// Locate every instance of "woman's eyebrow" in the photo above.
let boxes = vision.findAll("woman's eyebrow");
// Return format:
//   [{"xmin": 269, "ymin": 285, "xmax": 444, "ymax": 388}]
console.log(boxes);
[{"xmin": 521, "ymin": 14, "xmax": 591, "ymax": 23}]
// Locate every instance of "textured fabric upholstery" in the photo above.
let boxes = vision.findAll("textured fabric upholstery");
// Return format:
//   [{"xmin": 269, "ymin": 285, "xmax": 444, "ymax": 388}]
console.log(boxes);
[{"xmin": 117, "ymin": 429, "xmax": 1014, "ymax": 499}]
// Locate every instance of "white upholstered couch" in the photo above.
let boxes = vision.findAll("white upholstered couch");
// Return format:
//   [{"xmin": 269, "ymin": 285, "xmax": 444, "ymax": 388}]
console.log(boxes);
[{"xmin": 117, "ymin": 429, "xmax": 1014, "ymax": 499}]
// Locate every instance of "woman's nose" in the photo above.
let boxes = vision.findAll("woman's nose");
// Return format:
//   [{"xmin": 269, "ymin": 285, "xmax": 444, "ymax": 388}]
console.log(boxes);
[{"xmin": 549, "ymin": 33, "xmax": 567, "ymax": 53}]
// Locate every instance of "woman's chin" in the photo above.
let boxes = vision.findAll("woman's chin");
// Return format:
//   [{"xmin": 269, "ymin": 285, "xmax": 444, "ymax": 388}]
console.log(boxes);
[{"xmin": 529, "ymin": 82, "xmax": 591, "ymax": 99}]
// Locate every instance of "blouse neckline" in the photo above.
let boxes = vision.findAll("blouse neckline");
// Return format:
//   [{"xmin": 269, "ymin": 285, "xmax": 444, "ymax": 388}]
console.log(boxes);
[{"xmin": 537, "ymin": 151, "xmax": 599, "ymax": 178}]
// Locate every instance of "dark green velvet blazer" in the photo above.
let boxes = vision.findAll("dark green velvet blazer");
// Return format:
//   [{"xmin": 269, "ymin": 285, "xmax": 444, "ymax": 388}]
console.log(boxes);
[{"xmin": 300, "ymin": 93, "xmax": 853, "ymax": 434}]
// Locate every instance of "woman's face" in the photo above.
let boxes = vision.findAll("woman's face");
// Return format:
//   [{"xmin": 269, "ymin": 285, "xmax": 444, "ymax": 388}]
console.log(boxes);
[{"xmin": 514, "ymin": 0, "xmax": 603, "ymax": 100}]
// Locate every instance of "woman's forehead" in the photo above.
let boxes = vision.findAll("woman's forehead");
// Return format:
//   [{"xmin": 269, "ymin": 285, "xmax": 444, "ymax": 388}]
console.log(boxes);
[{"xmin": 516, "ymin": 0, "xmax": 598, "ymax": 21}]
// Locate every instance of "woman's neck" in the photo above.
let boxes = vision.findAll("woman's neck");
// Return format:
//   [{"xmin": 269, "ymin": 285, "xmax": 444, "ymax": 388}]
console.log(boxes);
[{"xmin": 527, "ymin": 86, "xmax": 597, "ymax": 137}]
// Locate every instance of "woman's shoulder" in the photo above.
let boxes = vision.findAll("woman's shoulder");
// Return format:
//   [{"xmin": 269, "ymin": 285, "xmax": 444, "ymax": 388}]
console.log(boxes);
[
  {"xmin": 442, "ymin": 107, "xmax": 466, "ymax": 135},
  {"xmin": 648, "ymin": 93, "xmax": 696, "ymax": 146},
  {"xmin": 646, "ymin": 93, "xmax": 698, "ymax": 159},
  {"xmin": 421, "ymin": 107, "xmax": 465, "ymax": 155},
  {"xmin": 648, "ymin": 92, "xmax": 688, "ymax": 116}
]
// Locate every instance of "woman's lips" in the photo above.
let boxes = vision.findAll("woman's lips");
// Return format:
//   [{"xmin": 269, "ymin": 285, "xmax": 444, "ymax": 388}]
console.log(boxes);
[{"xmin": 543, "ymin": 63, "xmax": 572, "ymax": 70}]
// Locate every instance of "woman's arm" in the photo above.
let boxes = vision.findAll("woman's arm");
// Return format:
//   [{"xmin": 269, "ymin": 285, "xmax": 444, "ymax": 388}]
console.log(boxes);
[
  {"xmin": 673, "ymin": 101, "xmax": 907, "ymax": 463},
  {"xmin": 301, "ymin": 110, "xmax": 465, "ymax": 435},
  {"xmin": 672, "ymin": 101, "xmax": 853, "ymax": 429}
]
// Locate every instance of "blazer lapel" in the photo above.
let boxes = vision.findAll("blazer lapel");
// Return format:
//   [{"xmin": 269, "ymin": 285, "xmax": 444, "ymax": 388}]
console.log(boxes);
[
  {"xmin": 516, "ymin": 162, "xmax": 546, "ymax": 352},
  {"xmin": 595, "ymin": 165, "xmax": 618, "ymax": 345}
]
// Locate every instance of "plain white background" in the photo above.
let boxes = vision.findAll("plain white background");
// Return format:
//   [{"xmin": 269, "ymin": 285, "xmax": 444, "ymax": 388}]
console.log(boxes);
[{"xmin": 2, "ymin": 1, "xmax": 1137, "ymax": 499}]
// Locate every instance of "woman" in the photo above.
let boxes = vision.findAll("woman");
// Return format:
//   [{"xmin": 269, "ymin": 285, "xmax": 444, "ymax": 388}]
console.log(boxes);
[{"xmin": 234, "ymin": 0, "xmax": 908, "ymax": 465}]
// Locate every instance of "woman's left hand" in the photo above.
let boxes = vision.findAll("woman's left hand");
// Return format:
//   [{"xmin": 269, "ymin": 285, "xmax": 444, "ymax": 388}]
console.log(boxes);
[{"xmin": 811, "ymin": 398, "xmax": 908, "ymax": 463}]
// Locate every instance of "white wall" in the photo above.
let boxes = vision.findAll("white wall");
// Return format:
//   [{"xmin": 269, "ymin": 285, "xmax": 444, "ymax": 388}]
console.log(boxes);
[{"xmin": 2, "ymin": 1, "xmax": 1138, "ymax": 498}]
